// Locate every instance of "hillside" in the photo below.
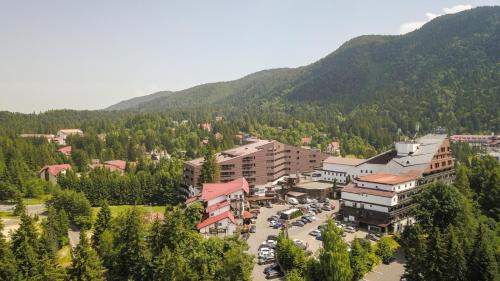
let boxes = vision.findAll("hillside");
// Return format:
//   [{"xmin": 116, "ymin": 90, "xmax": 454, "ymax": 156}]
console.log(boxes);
[
  {"xmin": 106, "ymin": 90, "xmax": 174, "ymax": 111},
  {"xmin": 106, "ymin": 7, "xmax": 500, "ymax": 132}
]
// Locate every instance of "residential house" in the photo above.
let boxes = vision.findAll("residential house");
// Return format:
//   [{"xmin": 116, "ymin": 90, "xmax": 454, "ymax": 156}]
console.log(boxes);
[
  {"xmin": 39, "ymin": 164, "xmax": 72, "ymax": 184},
  {"xmin": 188, "ymin": 178, "xmax": 249, "ymax": 237},
  {"xmin": 56, "ymin": 129, "xmax": 83, "ymax": 145},
  {"xmin": 57, "ymin": 146, "xmax": 72, "ymax": 156}
]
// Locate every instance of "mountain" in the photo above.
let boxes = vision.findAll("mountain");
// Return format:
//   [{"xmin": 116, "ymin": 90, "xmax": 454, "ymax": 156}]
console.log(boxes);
[
  {"xmin": 106, "ymin": 91, "xmax": 174, "ymax": 111},
  {"xmin": 106, "ymin": 7, "xmax": 499, "ymax": 132}
]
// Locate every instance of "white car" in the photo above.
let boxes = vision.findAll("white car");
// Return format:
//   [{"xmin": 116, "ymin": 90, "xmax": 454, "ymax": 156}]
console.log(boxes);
[
  {"xmin": 307, "ymin": 215, "xmax": 317, "ymax": 221},
  {"xmin": 288, "ymin": 197, "xmax": 299, "ymax": 205},
  {"xmin": 309, "ymin": 229, "xmax": 321, "ymax": 237},
  {"xmin": 266, "ymin": 239, "xmax": 277, "ymax": 246},
  {"xmin": 344, "ymin": 226, "xmax": 356, "ymax": 233},
  {"xmin": 259, "ymin": 248, "xmax": 274, "ymax": 258},
  {"xmin": 269, "ymin": 220, "xmax": 277, "ymax": 227}
]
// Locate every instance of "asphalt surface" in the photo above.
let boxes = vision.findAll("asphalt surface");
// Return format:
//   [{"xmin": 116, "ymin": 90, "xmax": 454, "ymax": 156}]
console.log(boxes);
[{"xmin": 247, "ymin": 202, "xmax": 405, "ymax": 281}]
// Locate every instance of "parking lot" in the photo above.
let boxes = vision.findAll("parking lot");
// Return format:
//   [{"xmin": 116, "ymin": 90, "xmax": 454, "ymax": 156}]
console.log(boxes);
[{"xmin": 247, "ymin": 201, "xmax": 405, "ymax": 281}]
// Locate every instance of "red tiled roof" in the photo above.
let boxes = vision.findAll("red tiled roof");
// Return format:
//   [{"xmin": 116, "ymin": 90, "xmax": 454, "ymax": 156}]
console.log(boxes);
[
  {"xmin": 342, "ymin": 183, "xmax": 395, "ymax": 198},
  {"xmin": 185, "ymin": 196, "xmax": 200, "ymax": 204},
  {"xmin": 243, "ymin": 211, "xmax": 253, "ymax": 219},
  {"xmin": 206, "ymin": 200, "xmax": 230, "ymax": 213},
  {"xmin": 57, "ymin": 146, "xmax": 72, "ymax": 156},
  {"xmin": 39, "ymin": 164, "xmax": 72, "ymax": 176},
  {"xmin": 104, "ymin": 160, "xmax": 127, "ymax": 171},
  {"xmin": 201, "ymin": 178, "xmax": 249, "ymax": 201},
  {"xmin": 196, "ymin": 211, "xmax": 236, "ymax": 230},
  {"xmin": 358, "ymin": 173, "xmax": 416, "ymax": 185}
]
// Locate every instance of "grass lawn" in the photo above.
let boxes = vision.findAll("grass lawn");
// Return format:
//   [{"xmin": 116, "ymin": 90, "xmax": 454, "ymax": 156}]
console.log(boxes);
[
  {"xmin": 0, "ymin": 211, "xmax": 17, "ymax": 219},
  {"xmin": 57, "ymin": 245, "xmax": 72, "ymax": 268},
  {"xmin": 22, "ymin": 194, "xmax": 52, "ymax": 205},
  {"xmin": 92, "ymin": 205, "xmax": 166, "ymax": 219}
]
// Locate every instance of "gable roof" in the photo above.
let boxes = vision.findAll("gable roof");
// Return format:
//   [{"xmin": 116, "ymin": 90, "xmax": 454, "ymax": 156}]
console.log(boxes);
[
  {"xmin": 206, "ymin": 200, "xmax": 231, "ymax": 213},
  {"xmin": 39, "ymin": 164, "xmax": 72, "ymax": 176},
  {"xmin": 201, "ymin": 178, "xmax": 249, "ymax": 201},
  {"xmin": 196, "ymin": 211, "xmax": 236, "ymax": 230},
  {"xmin": 57, "ymin": 146, "xmax": 72, "ymax": 156},
  {"xmin": 104, "ymin": 160, "xmax": 127, "ymax": 171}
]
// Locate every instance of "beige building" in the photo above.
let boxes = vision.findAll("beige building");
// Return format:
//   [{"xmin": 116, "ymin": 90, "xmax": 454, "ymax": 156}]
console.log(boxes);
[{"xmin": 184, "ymin": 138, "xmax": 329, "ymax": 195}]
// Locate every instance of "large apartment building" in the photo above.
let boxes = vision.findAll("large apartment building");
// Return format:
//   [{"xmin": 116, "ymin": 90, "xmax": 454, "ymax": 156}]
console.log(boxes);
[
  {"xmin": 184, "ymin": 138, "xmax": 329, "ymax": 196},
  {"xmin": 313, "ymin": 134, "xmax": 454, "ymax": 233}
]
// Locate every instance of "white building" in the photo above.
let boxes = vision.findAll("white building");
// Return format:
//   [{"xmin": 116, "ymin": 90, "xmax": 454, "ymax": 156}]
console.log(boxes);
[{"xmin": 56, "ymin": 129, "xmax": 83, "ymax": 145}]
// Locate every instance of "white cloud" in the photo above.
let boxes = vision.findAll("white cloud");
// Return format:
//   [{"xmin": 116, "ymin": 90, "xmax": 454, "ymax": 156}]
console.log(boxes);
[{"xmin": 399, "ymin": 4, "xmax": 473, "ymax": 34}]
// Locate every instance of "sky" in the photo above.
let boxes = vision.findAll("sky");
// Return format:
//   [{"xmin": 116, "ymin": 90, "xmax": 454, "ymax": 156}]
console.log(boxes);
[{"xmin": 0, "ymin": 1, "xmax": 498, "ymax": 113}]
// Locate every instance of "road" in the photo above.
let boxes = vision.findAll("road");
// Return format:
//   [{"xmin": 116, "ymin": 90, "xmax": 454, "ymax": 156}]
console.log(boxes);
[{"xmin": 247, "ymin": 202, "xmax": 405, "ymax": 281}]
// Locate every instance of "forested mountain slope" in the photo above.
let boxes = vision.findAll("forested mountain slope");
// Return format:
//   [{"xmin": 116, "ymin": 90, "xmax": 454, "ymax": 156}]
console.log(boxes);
[{"xmin": 107, "ymin": 7, "xmax": 500, "ymax": 133}]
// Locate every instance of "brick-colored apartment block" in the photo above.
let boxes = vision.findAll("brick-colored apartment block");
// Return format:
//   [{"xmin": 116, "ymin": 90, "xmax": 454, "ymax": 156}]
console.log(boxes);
[{"xmin": 184, "ymin": 138, "xmax": 329, "ymax": 190}]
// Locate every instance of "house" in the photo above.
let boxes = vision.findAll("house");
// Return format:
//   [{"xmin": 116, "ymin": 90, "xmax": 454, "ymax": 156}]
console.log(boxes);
[
  {"xmin": 301, "ymin": 137, "xmax": 312, "ymax": 146},
  {"xmin": 56, "ymin": 129, "xmax": 83, "ymax": 145},
  {"xmin": 39, "ymin": 164, "xmax": 72, "ymax": 183},
  {"xmin": 214, "ymin": 132, "xmax": 223, "ymax": 141},
  {"xmin": 215, "ymin": 116, "xmax": 223, "ymax": 122},
  {"xmin": 200, "ymin": 122, "xmax": 212, "ymax": 132},
  {"xmin": 57, "ymin": 146, "xmax": 72, "ymax": 156},
  {"xmin": 326, "ymin": 141, "xmax": 341, "ymax": 154},
  {"xmin": 188, "ymin": 178, "xmax": 249, "ymax": 237},
  {"xmin": 89, "ymin": 160, "xmax": 129, "ymax": 174}
]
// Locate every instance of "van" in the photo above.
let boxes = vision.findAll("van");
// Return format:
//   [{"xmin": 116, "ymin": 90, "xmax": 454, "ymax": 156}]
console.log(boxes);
[{"xmin": 288, "ymin": 197, "xmax": 299, "ymax": 205}]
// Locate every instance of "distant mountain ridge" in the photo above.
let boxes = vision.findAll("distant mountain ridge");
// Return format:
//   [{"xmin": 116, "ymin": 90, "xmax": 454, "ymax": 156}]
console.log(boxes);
[
  {"xmin": 106, "ymin": 6, "xmax": 500, "ymax": 131},
  {"xmin": 106, "ymin": 91, "xmax": 174, "ymax": 111}
]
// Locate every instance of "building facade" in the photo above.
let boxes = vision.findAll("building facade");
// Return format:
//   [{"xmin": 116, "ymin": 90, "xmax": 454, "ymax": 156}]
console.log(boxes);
[
  {"xmin": 330, "ymin": 134, "xmax": 455, "ymax": 233},
  {"xmin": 184, "ymin": 138, "xmax": 329, "ymax": 196}
]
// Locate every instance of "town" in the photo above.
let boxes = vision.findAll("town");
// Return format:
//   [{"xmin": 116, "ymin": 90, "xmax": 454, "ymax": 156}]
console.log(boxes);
[{"xmin": 1, "ymin": 4, "xmax": 499, "ymax": 281}]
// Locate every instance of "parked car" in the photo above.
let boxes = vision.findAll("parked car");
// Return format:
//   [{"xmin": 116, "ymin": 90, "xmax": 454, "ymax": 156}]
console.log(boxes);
[
  {"xmin": 250, "ymin": 218, "xmax": 257, "ymax": 224},
  {"xmin": 309, "ymin": 229, "xmax": 321, "ymax": 236},
  {"xmin": 366, "ymin": 233, "xmax": 381, "ymax": 241},
  {"xmin": 264, "ymin": 263, "xmax": 280, "ymax": 274},
  {"xmin": 249, "ymin": 225, "xmax": 257, "ymax": 233},
  {"xmin": 315, "ymin": 234, "xmax": 323, "ymax": 241},
  {"xmin": 288, "ymin": 197, "xmax": 299, "ymax": 205},
  {"xmin": 307, "ymin": 215, "xmax": 317, "ymax": 221},
  {"xmin": 344, "ymin": 226, "xmax": 356, "ymax": 233},
  {"xmin": 292, "ymin": 220, "xmax": 305, "ymax": 227},
  {"xmin": 266, "ymin": 269, "xmax": 284, "ymax": 279},
  {"xmin": 322, "ymin": 205, "xmax": 332, "ymax": 211},
  {"xmin": 267, "ymin": 235, "xmax": 279, "ymax": 241},
  {"xmin": 314, "ymin": 208, "xmax": 323, "ymax": 213},
  {"xmin": 265, "ymin": 202, "xmax": 273, "ymax": 208},
  {"xmin": 257, "ymin": 256, "xmax": 275, "ymax": 265},
  {"xmin": 267, "ymin": 215, "xmax": 279, "ymax": 222},
  {"xmin": 300, "ymin": 218, "xmax": 309, "ymax": 224}
]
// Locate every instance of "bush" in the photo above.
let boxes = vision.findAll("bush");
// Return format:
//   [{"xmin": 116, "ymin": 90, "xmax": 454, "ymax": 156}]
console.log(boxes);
[{"xmin": 290, "ymin": 210, "xmax": 303, "ymax": 220}]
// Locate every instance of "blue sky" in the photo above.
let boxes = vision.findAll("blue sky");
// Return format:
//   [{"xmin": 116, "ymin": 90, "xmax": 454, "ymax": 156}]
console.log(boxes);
[{"xmin": 0, "ymin": 1, "xmax": 498, "ymax": 113}]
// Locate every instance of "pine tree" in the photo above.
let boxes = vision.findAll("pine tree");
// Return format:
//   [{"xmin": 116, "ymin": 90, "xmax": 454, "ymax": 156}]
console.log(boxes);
[
  {"xmin": 200, "ymin": 147, "xmax": 220, "ymax": 183},
  {"xmin": 92, "ymin": 200, "xmax": 111, "ymax": 249},
  {"xmin": 401, "ymin": 225, "xmax": 427, "ymax": 281},
  {"xmin": 111, "ymin": 208, "xmax": 149, "ymax": 280},
  {"xmin": 350, "ymin": 238, "xmax": 368, "ymax": 281},
  {"xmin": 318, "ymin": 219, "xmax": 353, "ymax": 281},
  {"xmin": 11, "ymin": 213, "xmax": 41, "ymax": 280},
  {"xmin": 469, "ymin": 223, "xmax": 499, "ymax": 281},
  {"xmin": 0, "ymin": 219, "xmax": 17, "ymax": 281},
  {"xmin": 444, "ymin": 226, "xmax": 467, "ymax": 281},
  {"xmin": 425, "ymin": 228, "xmax": 448, "ymax": 281},
  {"xmin": 13, "ymin": 192, "xmax": 25, "ymax": 216},
  {"xmin": 70, "ymin": 230, "xmax": 105, "ymax": 281},
  {"xmin": 454, "ymin": 165, "xmax": 473, "ymax": 199},
  {"xmin": 40, "ymin": 254, "xmax": 68, "ymax": 281}
]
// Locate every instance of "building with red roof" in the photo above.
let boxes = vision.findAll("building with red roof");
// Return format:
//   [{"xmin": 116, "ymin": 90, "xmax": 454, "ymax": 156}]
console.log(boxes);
[
  {"xmin": 326, "ymin": 141, "xmax": 340, "ymax": 154},
  {"xmin": 57, "ymin": 146, "xmax": 72, "ymax": 156},
  {"xmin": 191, "ymin": 178, "xmax": 249, "ymax": 237},
  {"xmin": 38, "ymin": 164, "xmax": 72, "ymax": 183}
]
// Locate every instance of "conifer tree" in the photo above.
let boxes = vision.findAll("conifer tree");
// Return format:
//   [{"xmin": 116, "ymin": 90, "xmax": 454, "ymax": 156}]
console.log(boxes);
[
  {"xmin": 13, "ymin": 192, "xmax": 25, "ymax": 216},
  {"xmin": 445, "ymin": 226, "xmax": 467, "ymax": 281},
  {"xmin": 70, "ymin": 229, "xmax": 105, "ymax": 281},
  {"xmin": 454, "ymin": 165, "xmax": 473, "ymax": 199},
  {"xmin": 111, "ymin": 208, "xmax": 149, "ymax": 280},
  {"xmin": 0, "ymin": 220, "xmax": 17, "ymax": 281},
  {"xmin": 92, "ymin": 200, "xmax": 111, "ymax": 249},
  {"xmin": 350, "ymin": 238, "xmax": 368, "ymax": 281},
  {"xmin": 469, "ymin": 222, "xmax": 499, "ymax": 281},
  {"xmin": 11, "ymin": 213, "xmax": 41, "ymax": 280},
  {"xmin": 425, "ymin": 228, "xmax": 448, "ymax": 281},
  {"xmin": 200, "ymin": 146, "xmax": 220, "ymax": 183},
  {"xmin": 318, "ymin": 219, "xmax": 353, "ymax": 281}
]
